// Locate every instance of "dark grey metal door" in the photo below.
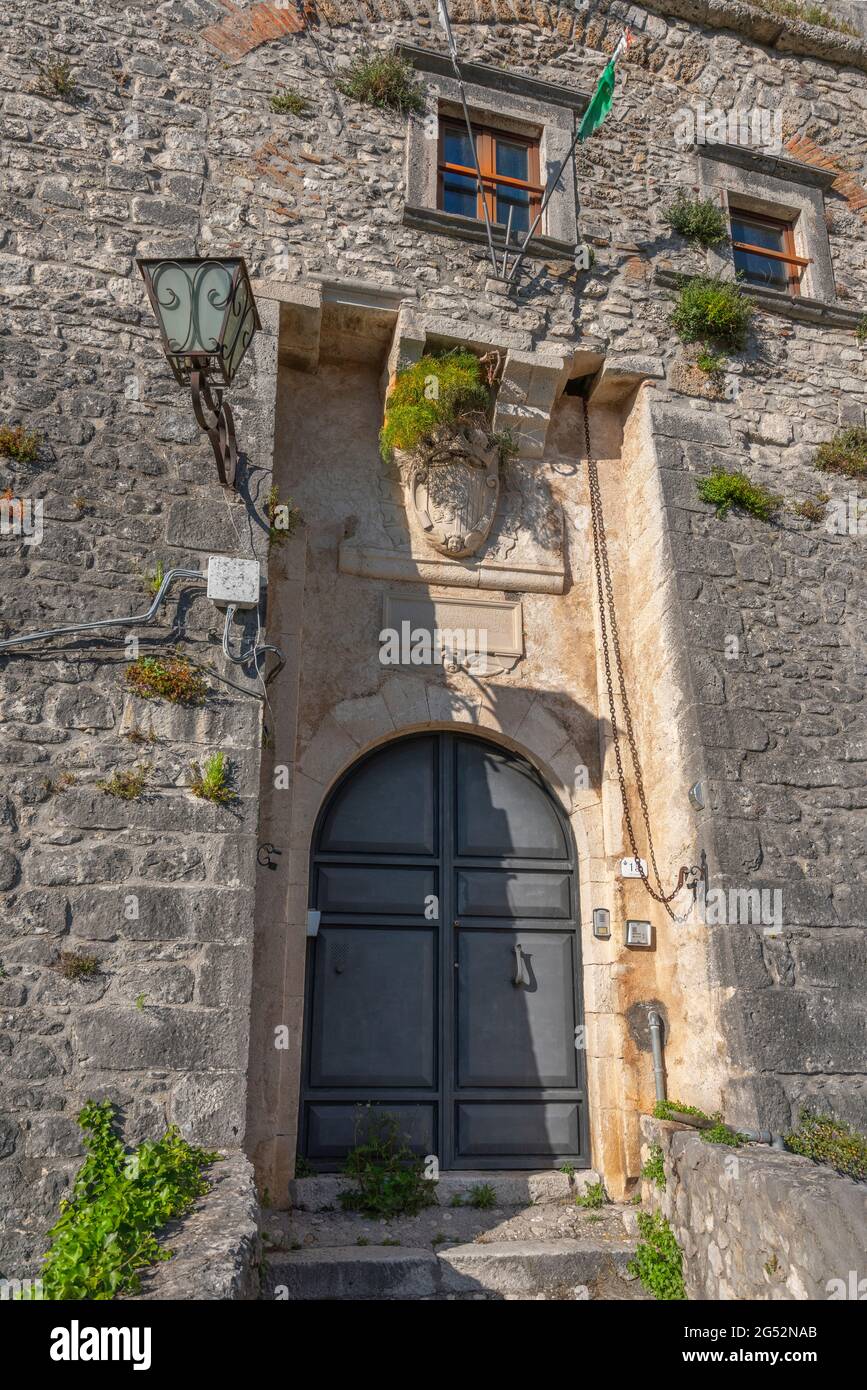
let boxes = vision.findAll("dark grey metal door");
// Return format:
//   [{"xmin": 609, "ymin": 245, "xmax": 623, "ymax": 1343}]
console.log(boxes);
[{"xmin": 300, "ymin": 732, "xmax": 588, "ymax": 1169}]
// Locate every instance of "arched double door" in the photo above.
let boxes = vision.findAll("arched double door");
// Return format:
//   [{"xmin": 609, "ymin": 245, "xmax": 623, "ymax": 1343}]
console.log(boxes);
[{"xmin": 299, "ymin": 732, "xmax": 589, "ymax": 1169}]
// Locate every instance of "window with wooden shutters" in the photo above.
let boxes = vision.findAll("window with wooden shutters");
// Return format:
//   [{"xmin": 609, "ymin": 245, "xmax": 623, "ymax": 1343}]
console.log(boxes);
[{"xmin": 438, "ymin": 119, "xmax": 542, "ymax": 236}]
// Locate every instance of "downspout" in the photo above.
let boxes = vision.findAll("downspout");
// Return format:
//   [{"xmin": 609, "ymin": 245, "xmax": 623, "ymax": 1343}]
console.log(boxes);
[{"xmin": 648, "ymin": 1009, "xmax": 666, "ymax": 1103}]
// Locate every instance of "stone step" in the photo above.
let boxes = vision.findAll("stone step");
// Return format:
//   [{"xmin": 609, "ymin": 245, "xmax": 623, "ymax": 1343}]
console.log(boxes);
[
  {"xmin": 263, "ymin": 1236, "xmax": 642, "ymax": 1301},
  {"xmin": 287, "ymin": 1168, "xmax": 601, "ymax": 1212}
]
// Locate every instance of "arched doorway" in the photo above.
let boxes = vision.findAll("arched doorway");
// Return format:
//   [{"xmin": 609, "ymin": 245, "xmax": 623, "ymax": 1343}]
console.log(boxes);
[{"xmin": 299, "ymin": 731, "xmax": 589, "ymax": 1170}]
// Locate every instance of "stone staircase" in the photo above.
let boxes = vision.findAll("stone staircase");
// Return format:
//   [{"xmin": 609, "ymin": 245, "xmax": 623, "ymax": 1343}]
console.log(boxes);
[{"xmin": 260, "ymin": 1171, "xmax": 649, "ymax": 1301}]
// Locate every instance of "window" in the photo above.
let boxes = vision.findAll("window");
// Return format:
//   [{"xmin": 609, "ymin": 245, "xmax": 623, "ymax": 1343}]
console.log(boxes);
[
  {"xmin": 730, "ymin": 209, "xmax": 808, "ymax": 295},
  {"xmin": 438, "ymin": 120, "xmax": 542, "ymax": 236}
]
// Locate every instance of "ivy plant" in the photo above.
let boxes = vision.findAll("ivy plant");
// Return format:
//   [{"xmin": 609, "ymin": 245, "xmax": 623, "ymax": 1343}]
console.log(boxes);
[{"xmin": 25, "ymin": 1100, "xmax": 218, "ymax": 1299}]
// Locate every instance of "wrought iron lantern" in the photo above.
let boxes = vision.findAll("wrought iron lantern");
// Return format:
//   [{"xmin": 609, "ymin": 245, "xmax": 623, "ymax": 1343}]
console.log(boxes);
[{"xmin": 137, "ymin": 256, "xmax": 261, "ymax": 490}]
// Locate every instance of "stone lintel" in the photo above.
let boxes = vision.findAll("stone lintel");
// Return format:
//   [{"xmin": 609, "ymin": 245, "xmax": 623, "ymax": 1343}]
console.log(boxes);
[{"xmin": 338, "ymin": 542, "xmax": 565, "ymax": 594}]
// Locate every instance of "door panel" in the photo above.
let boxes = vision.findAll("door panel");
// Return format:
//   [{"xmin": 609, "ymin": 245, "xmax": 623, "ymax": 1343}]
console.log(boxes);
[
  {"xmin": 456, "ymin": 868, "xmax": 571, "ymax": 918},
  {"xmin": 301, "ymin": 733, "xmax": 588, "ymax": 1169},
  {"xmin": 306, "ymin": 1103, "xmax": 436, "ymax": 1160},
  {"xmin": 456, "ymin": 930, "xmax": 578, "ymax": 1088},
  {"xmin": 455, "ymin": 739, "xmax": 569, "ymax": 859},
  {"xmin": 456, "ymin": 1101, "xmax": 582, "ymax": 1157},
  {"xmin": 308, "ymin": 927, "xmax": 436, "ymax": 1087}
]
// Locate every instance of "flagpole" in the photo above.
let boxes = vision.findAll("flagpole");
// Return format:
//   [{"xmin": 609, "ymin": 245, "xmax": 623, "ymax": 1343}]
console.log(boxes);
[
  {"xmin": 437, "ymin": 0, "xmax": 500, "ymax": 277},
  {"xmin": 506, "ymin": 29, "xmax": 631, "ymax": 287}
]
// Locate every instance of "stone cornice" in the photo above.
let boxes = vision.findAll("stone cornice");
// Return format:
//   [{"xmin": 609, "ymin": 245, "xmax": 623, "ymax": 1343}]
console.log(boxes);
[{"xmin": 200, "ymin": 0, "xmax": 867, "ymax": 76}]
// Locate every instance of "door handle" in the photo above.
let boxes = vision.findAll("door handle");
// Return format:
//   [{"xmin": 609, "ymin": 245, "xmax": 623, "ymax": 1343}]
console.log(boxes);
[{"xmin": 513, "ymin": 943, "xmax": 530, "ymax": 988}]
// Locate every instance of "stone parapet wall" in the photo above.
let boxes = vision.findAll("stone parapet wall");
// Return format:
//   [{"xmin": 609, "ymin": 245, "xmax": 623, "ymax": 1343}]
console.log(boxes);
[{"xmin": 640, "ymin": 1116, "xmax": 867, "ymax": 1299}]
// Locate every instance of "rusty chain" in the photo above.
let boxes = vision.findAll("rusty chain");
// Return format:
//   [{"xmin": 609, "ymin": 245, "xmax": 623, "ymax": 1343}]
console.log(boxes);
[{"xmin": 582, "ymin": 397, "xmax": 686, "ymax": 921}]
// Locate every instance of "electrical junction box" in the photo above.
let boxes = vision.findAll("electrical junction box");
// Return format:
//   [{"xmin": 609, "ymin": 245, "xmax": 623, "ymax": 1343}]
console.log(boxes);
[
  {"xmin": 625, "ymin": 920, "xmax": 653, "ymax": 949},
  {"xmin": 207, "ymin": 555, "xmax": 260, "ymax": 610}
]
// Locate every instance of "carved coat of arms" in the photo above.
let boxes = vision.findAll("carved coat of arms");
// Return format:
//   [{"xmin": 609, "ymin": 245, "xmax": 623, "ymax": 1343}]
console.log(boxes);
[{"xmin": 396, "ymin": 425, "xmax": 500, "ymax": 560}]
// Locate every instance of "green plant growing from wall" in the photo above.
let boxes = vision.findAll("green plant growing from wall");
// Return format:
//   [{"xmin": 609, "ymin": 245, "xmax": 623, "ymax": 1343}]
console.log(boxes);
[
  {"xmin": 190, "ymin": 751, "xmax": 235, "ymax": 805},
  {"xmin": 856, "ymin": 317, "xmax": 867, "ymax": 345},
  {"xmin": 701, "ymin": 1121, "xmax": 747, "ymax": 1147},
  {"xmin": 664, "ymin": 194, "xmax": 729, "ymax": 247},
  {"xmin": 671, "ymin": 275, "xmax": 753, "ymax": 352},
  {"xmin": 575, "ymin": 1180, "xmax": 607, "ymax": 1209},
  {"xmin": 144, "ymin": 560, "xmax": 165, "ymax": 597},
  {"xmin": 33, "ymin": 57, "xmax": 79, "ymax": 100},
  {"xmin": 0, "ymin": 423, "xmax": 42, "ymax": 462},
  {"xmin": 380, "ymin": 351, "xmax": 495, "ymax": 463},
  {"xmin": 628, "ymin": 1211, "xmax": 686, "ymax": 1300},
  {"xmin": 785, "ymin": 1110, "xmax": 867, "ymax": 1181},
  {"xmin": 815, "ymin": 425, "xmax": 867, "ymax": 479},
  {"xmin": 125, "ymin": 656, "xmax": 207, "ymax": 706},
  {"xmin": 339, "ymin": 1110, "xmax": 436, "ymax": 1218},
  {"xmin": 697, "ymin": 466, "xmax": 780, "ymax": 521},
  {"xmin": 270, "ymin": 87, "xmax": 310, "ymax": 116},
  {"xmin": 696, "ymin": 349, "xmax": 727, "ymax": 377},
  {"xmin": 653, "ymin": 1098, "xmax": 715, "ymax": 1123},
  {"xmin": 792, "ymin": 494, "xmax": 829, "ymax": 523},
  {"xmin": 53, "ymin": 951, "xmax": 100, "ymax": 981},
  {"xmin": 266, "ymin": 485, "xmax": 303, "ymax": 546},
  {"xmin": 641, "ymin": 1143, "xmax": 667, "ymax": 1190},
  {"xmin": 23, "ymin": 1100, "xmax": 218, "ymax": 1299},
  {"xmin": 338, "ymin": 52, "xmax": 425, "ymax": 115},
  {"xmin": 97, "ymin": 765, "xmax": 150, "ymax": 800}
]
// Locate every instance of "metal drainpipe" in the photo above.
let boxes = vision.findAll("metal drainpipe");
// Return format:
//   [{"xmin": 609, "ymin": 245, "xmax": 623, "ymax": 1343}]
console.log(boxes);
[
  {"xmin": 648, "ymin": 1009, "xmax": 666, "ymax": 1103},
  {"xmin": 647, "ymin": 1009, "xmax": 785, "ymax": 1148}
]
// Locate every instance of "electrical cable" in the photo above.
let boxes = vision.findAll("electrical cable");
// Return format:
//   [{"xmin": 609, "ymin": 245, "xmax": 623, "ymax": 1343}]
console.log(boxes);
[{"xmin": 0, "ymin": 568, "xmax": 203, "ymax": 654}]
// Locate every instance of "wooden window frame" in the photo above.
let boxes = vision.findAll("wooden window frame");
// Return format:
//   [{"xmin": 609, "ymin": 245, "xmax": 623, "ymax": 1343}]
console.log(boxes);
[
  {"xmin": 437, "ymin": 118, "xmax": 542, "ymax": 231},
  {"xmin": 730, "ymin": 208, "xmax": 809, "ymax": 296}
]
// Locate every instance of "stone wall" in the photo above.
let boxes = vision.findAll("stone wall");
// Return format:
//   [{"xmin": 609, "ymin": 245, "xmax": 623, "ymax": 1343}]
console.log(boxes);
[
  {"xmin": 640, "ymin": 1116, "xmax": 867, "ymax": 1299},
  {"xmin": 1, "ymin": 0, "xmax": 865, "ymax": 1277}
]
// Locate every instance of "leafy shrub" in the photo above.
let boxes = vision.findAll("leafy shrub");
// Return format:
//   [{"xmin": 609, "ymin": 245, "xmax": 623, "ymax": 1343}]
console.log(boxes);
[
  {"xmin": 54, "ymin": 951, "xmax": 100, "ymax": 981},
  {"xmin": 641, "ymin": 1143, "xmax": 666, "ymax": 1190},
  {"xmin": 339, "ymin": 1111, "xmax": 436, "ymax": 1218},
  {"xmin": 97, "ymin": 765, "xmax": 149, "ymax": 800},
  {"xmin": 125, "ymin": 656, "xmax": 207, "ymax": 705},
  {"xmin": 785, "ymin": 1110, "xmax": 867, "ymax": 1181},
  {"xmin": 338, "ymin": 52, "xmax": 424, "ymax": 115},
  {"xmin": 0, "ymin": 423, "xmax": 42, "ymax": 462},
  {"xmin": 701, "ymin": 1122, "xmax": 747, "ymax": 1147},
  {"xmin": 696, "ymin": 466, "xmax": 780, "ymax": 521},
  {"xmin": 26, "ymin": 1100, "xmax": 218, "ymax": 1299},
  {"xmin": 815, "ymin": 426, "xmax": 867, "ymax": 479},
  {"xmin": 664, "ymin": 194, "xmax": 729, "ymax": 247},
  {"xmin": 671, "ymin": 275, "xmax": 753, "ymax": 352},
  {"xmin": 270, "ymin": 87, "xmax": 310, "ymax": 116},
  {"xmin": 628, "ymin": 1211, "xmax": 686, "ymax": 1300},
  {"xmin": 380, "ymin": 351, "xmax": 491, "ymax": 462},
  {"xmin": 190, "ymin": 751, "xmax": 235, "ymax": 805},
  {"xmin": 575, "ymin": 1179, "xmax": 607, "ymax": 1209}
]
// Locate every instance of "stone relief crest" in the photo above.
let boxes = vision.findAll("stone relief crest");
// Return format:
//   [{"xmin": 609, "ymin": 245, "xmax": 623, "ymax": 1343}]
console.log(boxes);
[{"xmin": 395, "ymin": 425, "xmax": 500, "ymax": 560}]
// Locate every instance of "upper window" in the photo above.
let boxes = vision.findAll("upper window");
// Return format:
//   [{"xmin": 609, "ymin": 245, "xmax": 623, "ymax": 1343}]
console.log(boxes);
[
  {"xmin": 438, "ymin": 119, "xmax": 542, "ymax": 236},
  {"xmin": 730, "ymin": 209, "xmax": 808, "ymax": 296}
]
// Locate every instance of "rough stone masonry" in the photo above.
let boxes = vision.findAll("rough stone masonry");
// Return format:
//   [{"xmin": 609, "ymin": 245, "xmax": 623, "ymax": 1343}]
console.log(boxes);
[{"xmin": 0, "ymin": 0, "xmax": 865, "ymax": 1281}]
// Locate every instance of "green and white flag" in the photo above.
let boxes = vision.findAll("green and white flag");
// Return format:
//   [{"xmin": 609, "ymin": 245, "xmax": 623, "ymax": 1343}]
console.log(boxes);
[{"xmin": 578, "ymin": 29, "xmax": 632, "ymax": 143}]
